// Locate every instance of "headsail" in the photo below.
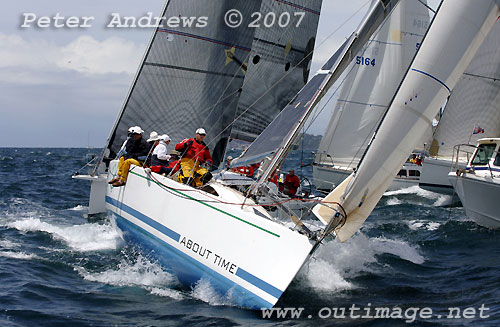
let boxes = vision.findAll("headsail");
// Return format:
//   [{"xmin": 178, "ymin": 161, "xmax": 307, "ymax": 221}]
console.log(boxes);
[
  {"xmin": 230, "ymin": 0, "xmax": 322, "ymax": 142},
  {"xmin": 315, "ymin": 0, "xmax": 430, "ymax": 171},
  {"xmin": 231, "ymin": 0, "xmax": 403, "ymax": 187},
  {"xmin": 429, "ymin": 21, "xmax": 500, "ymax": 159},
  {"xmin": 314, "ymin": 0, "xmax": 500, "ymax": 242}
]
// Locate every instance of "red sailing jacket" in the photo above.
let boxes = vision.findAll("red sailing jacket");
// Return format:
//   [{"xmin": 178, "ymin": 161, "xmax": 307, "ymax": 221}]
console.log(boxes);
[
  {"xmin": 175, "ymin": 138, "xmax": 212, "ymax": 165},
  {"xmin": 284, "ymin": 174, "xmax": 300, "ymax": 195}
]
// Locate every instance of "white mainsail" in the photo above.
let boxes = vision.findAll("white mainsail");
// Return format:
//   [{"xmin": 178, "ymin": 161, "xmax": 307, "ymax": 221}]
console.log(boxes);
[
  {"xmin": 430, "ymin": 21, "xmax": 500, "ymax": 159},
  {"xmin": 314, "ymin": 0, "xmax": 500, "ymax": 242},
  {"xmin": 315, "ymin": 0, "xmax": 430, "ymax": 170}
]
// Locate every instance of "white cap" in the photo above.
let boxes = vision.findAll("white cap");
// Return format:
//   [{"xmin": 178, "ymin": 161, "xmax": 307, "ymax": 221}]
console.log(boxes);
[
  {"xmin": 147, "ymin": 131, "xmax": 160, "ymax": 142},
  {"xmin": 196, "ymin": 128, "xmax": 206, "ymax": 135},
  {"xmin": 160, "ymin": 134, "xmax": 171, "ymax": 142},
  {"xmin": 129, "ymin": 126, "xmax": 144, "ymax": 134}
]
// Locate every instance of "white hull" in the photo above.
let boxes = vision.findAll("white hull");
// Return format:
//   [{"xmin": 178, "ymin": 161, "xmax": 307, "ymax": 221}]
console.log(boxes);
[
  {"xmin": 419, "ymin": 157, "xmax": 461, "ymax": 195},
  {"xmin": 313, "ymin": 163, "xmax": 420, "ymax": 192},
  {"xmin": 106, "ymin": 161, "xmax": 313, "ymax": 309},
  {"xmin": 449, "ymin": 172, "xmax": 500, "ymax": 228}
]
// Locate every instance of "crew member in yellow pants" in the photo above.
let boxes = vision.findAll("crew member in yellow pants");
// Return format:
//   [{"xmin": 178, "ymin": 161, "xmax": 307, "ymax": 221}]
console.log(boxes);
[
  {"xmin": 109, "ymin": 126, "xmax": 149, "ymax": 187},
  {"xmin": 178, "ymin": 157, "xmax": 210, "ymax": 187},
  {"xmin": 117, "ymin": 157, "xmax": 142, "ymax": 183},
  {"xmin": 174, "ymin": 128, "xmax": 213, "ymax": 187}
]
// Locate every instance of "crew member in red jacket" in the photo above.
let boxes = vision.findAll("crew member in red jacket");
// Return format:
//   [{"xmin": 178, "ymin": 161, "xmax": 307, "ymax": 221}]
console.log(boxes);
[
  {"xmin": 175, "ymin": 128, "xmax": 213, "ymax": 187},
  {"xmin": 283, "ymin": 169, "xmax": 300, "ymax": 197}
]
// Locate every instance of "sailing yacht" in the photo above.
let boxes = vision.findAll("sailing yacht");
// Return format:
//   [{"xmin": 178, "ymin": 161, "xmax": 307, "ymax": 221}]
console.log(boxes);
[
  {"xmin": 448, "ymin": 138, "xmax": 500, "ymax": 228},
  {"xmin": 419, "ymin": 21, "xmax": 500, "ymax": 195},
  {"xmin": 75, "ymin": 0, "xmax": 500, "ymax": 309},
  {"xmin": 312, "ymin": 0, "xmax": 430, "ymax": 192},
  {"xmin": 313, "ymin": 0, "xmax": 500, "ymax": 242}
]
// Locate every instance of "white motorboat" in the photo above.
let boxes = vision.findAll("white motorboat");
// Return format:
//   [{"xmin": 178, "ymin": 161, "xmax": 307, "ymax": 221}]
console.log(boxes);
[{"xmin": 449, "ymin": 138, "xmax": 500, "ymax": 228}]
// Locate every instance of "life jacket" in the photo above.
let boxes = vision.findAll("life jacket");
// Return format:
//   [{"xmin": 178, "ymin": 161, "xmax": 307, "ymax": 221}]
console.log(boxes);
[{"xmin": 175, "ymin": 138, "xmax": 212, "ymax": 164}]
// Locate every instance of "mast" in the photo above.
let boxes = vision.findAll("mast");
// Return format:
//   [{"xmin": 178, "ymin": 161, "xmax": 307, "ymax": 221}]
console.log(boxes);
[{"xmin": 231, "ymin": 0, "xmax": 403, "ymax": 194}]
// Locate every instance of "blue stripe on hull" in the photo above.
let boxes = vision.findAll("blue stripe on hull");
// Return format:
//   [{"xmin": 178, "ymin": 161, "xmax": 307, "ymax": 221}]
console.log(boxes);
[{"xmin": 107, "ymin": 210, "xmax": 275, "ymax": 309}]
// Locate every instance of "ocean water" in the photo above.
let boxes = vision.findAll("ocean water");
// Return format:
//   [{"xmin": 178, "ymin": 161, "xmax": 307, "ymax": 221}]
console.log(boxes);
[{"xmin": 1, "ymin": 147, "xmax": 499, "ymax": 326}]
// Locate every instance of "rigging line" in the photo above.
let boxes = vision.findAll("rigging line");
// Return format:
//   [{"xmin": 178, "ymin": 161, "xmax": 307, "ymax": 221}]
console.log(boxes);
[
  {"xmin": 417, "ymin": 0, "xmax": 437, "ymax": 14},
  {"xmin": 145, "ymin": 166, "xmax": 343, "ymax": 207},
  {"xmin": 300, "ymin": 0, "xmax": 392, "ymax": 135},
  {"xmin": 463, "ymin": 72, "xmax": 500, "ymax": 82},
  {"xmin": 200, "ymin": 51, "xmax": 253, "ymax": 128},
  {"xmin": 200, "ymin": 0, "xmax": 373, "ymax": 151}
]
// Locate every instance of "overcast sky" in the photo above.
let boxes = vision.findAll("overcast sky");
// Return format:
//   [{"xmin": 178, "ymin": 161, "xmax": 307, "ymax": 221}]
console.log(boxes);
[{"xmin": 0, "ymin": 0, "xmax": 438, "ymax": 147}]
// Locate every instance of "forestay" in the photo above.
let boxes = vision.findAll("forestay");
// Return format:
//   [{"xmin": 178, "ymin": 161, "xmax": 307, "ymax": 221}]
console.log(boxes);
[
  {"xmin": 231, "ymin": 0, "xmax": 402, "ymax": 184},
  {"xmin": 314, "ymin": 0, "xmax": 500, "ymax": 242},
  {"xmin": 315, "ymin": 0, "xmax": 430, "ymax": 170}
]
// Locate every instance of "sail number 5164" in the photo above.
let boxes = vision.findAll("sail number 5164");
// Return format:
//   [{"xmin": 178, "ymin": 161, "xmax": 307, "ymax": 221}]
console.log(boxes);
[{"xmin": 356, "ymin": 56, "xmax": 376, "ymax": 67}]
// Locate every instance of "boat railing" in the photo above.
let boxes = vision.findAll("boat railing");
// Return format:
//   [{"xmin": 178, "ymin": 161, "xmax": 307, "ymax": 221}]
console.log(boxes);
[{"xmin": 451, "ymin": 143, "xmax": 498, "ymax": 179}]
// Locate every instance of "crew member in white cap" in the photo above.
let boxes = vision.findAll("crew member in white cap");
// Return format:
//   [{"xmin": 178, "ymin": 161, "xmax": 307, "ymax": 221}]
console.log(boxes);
[
  {"xmin": 174, "ymin": 128, "xmax": 213, "ymax": 186},
  {"xmin": 109, "ymin": 126, "xmax": 149, "ymax": 187},
  {"xmin": 151, "ymin": 134, "xmax": 171, "ymax": 168}
]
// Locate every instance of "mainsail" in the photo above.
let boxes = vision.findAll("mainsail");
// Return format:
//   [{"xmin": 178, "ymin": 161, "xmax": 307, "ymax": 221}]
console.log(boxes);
[
  {"xmin": 230, "ymin": 0, "xmax": 322, "ymax": 142},
  {"xmin": 231, "ymin": 0, "xmax": 403, "ymax": 190},
  {"xmin": 314, "ymin": 0, "xmax": 500, "ymax": 242},
  {"xmin": 429, "ymin": 21, "xmax": 500, "ymax": 159},
  {"xmin": 103, "ymin": 0, "xmax": 323, "ymax": 168},
  {"xmin": 315, "ymin": 0, "xmax": 430, "ymax": 170}
]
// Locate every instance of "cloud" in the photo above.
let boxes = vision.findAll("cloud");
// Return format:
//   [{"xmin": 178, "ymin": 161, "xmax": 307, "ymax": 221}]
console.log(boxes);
[{"xmin": 0, "ymin": 33, "xmax": 144, "ymax": 84}]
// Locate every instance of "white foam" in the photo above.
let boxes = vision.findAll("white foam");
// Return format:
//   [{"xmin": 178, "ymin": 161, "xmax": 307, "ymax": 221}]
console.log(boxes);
[
  {"xmin": 299, "ymin": 232, "xmax": 425, "ymax": 291},
  {"xmin": 68, "ymin": 205, "xmax": 87, "ymax": 211},
  {"xmin": 0, "ymin": 239, "xmax": 18, "ymax": 249},
  {"xmin": 386, "ymin": 197, "xmax": 402, "ymax": 206},
  {"xmin": 408, "ymin": 220, "xmax": 441, "ymax": 231},
  {"xmin": 370, "ymin": 237, "xmax": 425, "ymax": 264},
  {"xmin": 7, "ymin": 218, "xmax": 122, "ymax": 252},
  {"xmin": 300, "ymin": 258, "xmax": 352, "ymax": 291},
  {"xmin": 150, "ymin": 287, "xmax": 185, "ymax": 300},
  {"xmin": 190, "ymin": 279, "xmax": 235, "ymax": 306},
  {"xmin": 78, "ymin": 254, "xmax": 176, "ymax": 288},
  {"xmin": 0, "ymin": 251, "xmax": 40, "ymax": 260},
  {"xmin": 383, "ymin": 185, "xmax": 452, "ymax": 206}
]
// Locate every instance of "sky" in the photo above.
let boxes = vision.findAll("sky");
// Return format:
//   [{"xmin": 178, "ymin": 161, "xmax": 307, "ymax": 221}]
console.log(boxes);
[{"xmin": 0, "ymin": 0, "xmax": 439, "ymax": 147}]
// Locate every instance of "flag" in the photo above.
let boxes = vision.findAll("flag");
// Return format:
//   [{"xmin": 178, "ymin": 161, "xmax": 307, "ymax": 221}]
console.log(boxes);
[{"xmin": 473, "ymin": 126, "xmax": 484, "ymax": 134}]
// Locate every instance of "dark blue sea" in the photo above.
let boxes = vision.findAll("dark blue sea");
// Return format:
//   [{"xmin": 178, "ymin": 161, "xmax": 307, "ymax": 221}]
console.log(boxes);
[{"xmin": 1, "ymin": 147, "xmax": 499, "ymax": 326}]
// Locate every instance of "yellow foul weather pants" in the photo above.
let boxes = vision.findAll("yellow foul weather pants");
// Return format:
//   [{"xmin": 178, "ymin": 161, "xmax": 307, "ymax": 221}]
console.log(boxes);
[
  {"xmin": 178, "ymin": 158, "xmax": 209, "ymax": 187},
  {"xmin": 118, "ymin": 157, "xmax": 142, "ymax": 181}
]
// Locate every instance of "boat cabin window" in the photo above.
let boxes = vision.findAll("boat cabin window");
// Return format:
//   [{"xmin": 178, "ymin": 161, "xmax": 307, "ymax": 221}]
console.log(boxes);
[
  {"xmin": 494, "ymin": 150, "xmax": 500, "ymax": 167},
  {"xmin": 397, "ymin": 169, "xmax": 407, "ymax": 177},
  {"xmin": 471, "ymin": 144, "xmax": 497, "ymax": 165},
  {"xmin": 408, "ymin": 170, "xmax": 420, "ymax": 177}
]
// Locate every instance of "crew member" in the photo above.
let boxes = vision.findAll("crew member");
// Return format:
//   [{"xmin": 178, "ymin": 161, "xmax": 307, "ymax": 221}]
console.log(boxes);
[
  {"xmin": 283, "ymin": 169, "xmax": 300, "ymax": 197},
  {"xmin": 151, "ymin": 134, "xmax": 172, "ymax": 175},
  {"xmin": 175, "ymin": 128, "xmax": 213, "ymax": 187},
  {"xmin": 108, "ymin": 126, "xmax": 149, "ymax": 187}
]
